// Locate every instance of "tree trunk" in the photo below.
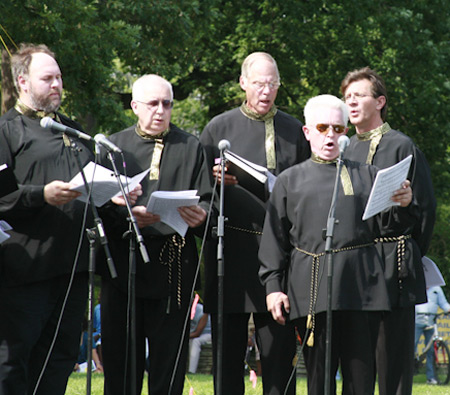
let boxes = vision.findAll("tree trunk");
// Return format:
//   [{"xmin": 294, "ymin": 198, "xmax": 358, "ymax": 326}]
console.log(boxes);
[{"xmin": 1, "ymin": 49, "xmax": 16, "ymax": 115}]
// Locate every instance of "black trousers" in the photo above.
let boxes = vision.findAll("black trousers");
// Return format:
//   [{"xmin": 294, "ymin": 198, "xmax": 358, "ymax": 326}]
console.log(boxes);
[
  {"xmin": 375, "ymin": 306, "xmax": 415, "ymax": 395},
  {"xmin": 101, "ymin": 279, "xmax": 190, "ymax": 395},
  {"xmin": 0, "ymin": 273, "xmax": 88, "ymax": 395},
  {"xmin": 295, "ymin": 310, "xmax": 382, "ymax": 395},
  {"xmin": 211, "ymin": 311, "xmax": 297, "ymax": 395}
]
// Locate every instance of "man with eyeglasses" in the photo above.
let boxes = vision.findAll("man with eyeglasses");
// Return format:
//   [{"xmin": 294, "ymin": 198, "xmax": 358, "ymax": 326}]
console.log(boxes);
[
  {"xmin": 341, "ymin": 67, "xmax": 436, "ymax": 395},
  {"xmin": 259, "ymin": 94, "xmax": 413, "ymax": 395},
  {"xmin": 97, "ymin": 74, "xmax": 214, "ymax": 395},
  {"xmin": 199, "ymin": 52, "xmax": 310, "ymax": 394}
]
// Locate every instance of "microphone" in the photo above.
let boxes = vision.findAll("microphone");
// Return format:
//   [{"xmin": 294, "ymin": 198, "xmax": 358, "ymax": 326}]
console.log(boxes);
[
  {"xmin": 94, "ymin": 134, "xmax": 122, "ymax": 154},
  {"xmin": 40, "ymin": 117, "xmax": 93, "ymax": 142},
  {"xmin": 218, "ymin": 139, "xmax": 230, "ymax": 152},
  {"xmin": 338, "ymin": 135, "xmax": 350, "ymax": 156}
]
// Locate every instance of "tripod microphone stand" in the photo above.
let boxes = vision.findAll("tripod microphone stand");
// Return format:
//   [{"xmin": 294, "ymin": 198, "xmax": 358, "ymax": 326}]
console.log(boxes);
[
  {"xmin": 67, "ymin": 139, "xmax": 117, "ymax": 395},
  {"xmin": 102, "ymin": 149, "xmax": 150, "ymax": 395}
]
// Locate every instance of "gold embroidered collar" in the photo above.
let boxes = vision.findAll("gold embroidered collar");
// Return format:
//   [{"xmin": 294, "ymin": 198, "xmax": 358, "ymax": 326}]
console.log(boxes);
[
  {"xmin": 240, "ymin": 102, "xmax": 277, "ymax": 170},
  {"xmin": 310, "ymin": 153, "xmax": 353, "ymax": 196},
  {"xmin": 310, "ymin": 152, "xmax": 337, "ymax": 164},
  {"xmin": 14, "ymin": 99, "xmax": 56, "ymax": 120},
  {"xmin": 240, "ymin": 101, "xmax": 277, "ymax": 121},
  {"xmin": 135, "ymin": 124, "xmax": 169, "ymax": 140},
  {"xmin": 356, "ymin": 122, "xmax": 391, "ymax": 141},
  {"xmin": 357, "ymin": 122, "xmax": 391, "ymax": 164}
]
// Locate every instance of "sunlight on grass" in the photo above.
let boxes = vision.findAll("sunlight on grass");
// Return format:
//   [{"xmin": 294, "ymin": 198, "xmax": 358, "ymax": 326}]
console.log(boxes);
[{"xmin": 66, "ymin": 372, "xmax": 450, "ymax": 394}]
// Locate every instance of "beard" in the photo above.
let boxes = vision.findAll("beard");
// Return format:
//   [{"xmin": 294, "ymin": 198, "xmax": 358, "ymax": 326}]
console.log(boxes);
[{"xmin": 29, "ymin": 85, "xmax": 61, "ymax": 113}]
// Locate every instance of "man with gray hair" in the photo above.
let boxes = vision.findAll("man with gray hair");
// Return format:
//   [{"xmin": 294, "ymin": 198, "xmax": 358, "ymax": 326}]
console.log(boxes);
[
  {"xmin": 259, "ymin": 94, "xmax": 413, "ymax": 394},
  {"xmin": 97, "ymin": 74, "xmax": 214, "ymax": 395},
  {"xmin": 200, "ymin": 52, "xmax": 310, "ymax": 394}
]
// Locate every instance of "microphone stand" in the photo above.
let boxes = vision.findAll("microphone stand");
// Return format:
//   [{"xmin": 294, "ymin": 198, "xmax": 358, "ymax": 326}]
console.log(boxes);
[
  {"xmin": 324, "ymin": 153, "xmax": 344, "ymax": 395},
  {"xmin": 103, "ymin": 149, "xmax": 150, "ymax": 395},
  {"xmin": 67, "ymin": 138, "xmax": 117, "ymax": 395},
  {"xmin": 215, "ymin": 148, "xmax": 227, "ymax": 395}
]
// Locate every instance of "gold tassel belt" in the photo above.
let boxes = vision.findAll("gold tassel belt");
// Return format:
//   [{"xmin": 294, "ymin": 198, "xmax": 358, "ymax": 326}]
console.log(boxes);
[
  {"xmin": 295, "ymin": 242, "xmax": 374, "ymax": 347},
  {"xmin": 375, "ymin": 234, "xmax": 412, "ymax": 285},
  {"xmin": 159, "ymin": 234, "xmax": 185, "ymax": 313}
]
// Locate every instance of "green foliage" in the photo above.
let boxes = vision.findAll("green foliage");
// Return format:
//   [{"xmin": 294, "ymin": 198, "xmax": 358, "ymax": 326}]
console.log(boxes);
[{"xmin": 1, "ymin": 0, "xmax": 450, "ymax": 277}]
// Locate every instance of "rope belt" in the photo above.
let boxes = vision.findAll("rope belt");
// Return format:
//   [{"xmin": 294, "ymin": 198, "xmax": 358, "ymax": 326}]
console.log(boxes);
[
  {"xmin": 295, "ymin": 242, "xmax": 374, "ymax": 347},
  {"xmin": 375, "ymin": 234, "xmax": 412, "ymax": 288},
  {"xmin": 159, "ymin": 234, "xmax": 185, "ymax": 313},
  {"xmin": 225, "ymin": 224, "xmax": 263, "ymax": 236}
]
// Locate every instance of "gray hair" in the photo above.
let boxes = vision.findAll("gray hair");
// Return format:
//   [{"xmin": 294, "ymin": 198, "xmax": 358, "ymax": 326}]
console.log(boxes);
[{"xmin": 304, "ymin": 94, "xmax": 349, "ymax": 126}]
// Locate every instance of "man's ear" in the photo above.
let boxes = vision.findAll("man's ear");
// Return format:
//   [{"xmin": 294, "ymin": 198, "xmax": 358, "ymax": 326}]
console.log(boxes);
[
  {"xmin": 239, "ymin": 75, "xmax": 247, "ymax": 91},
  {"xmin": 17, "ymin": 75, "xmax": 28, "ymax": 94},
  {"xmin": 376, "ymin": 95, "xmax": 386, "ymax": 111},
  {"xmin": 130, "ymin": 100, "xmax": 139, "ymax": 116},
  {"xmin": 302, "ymin": 125, "xmax": 311, "ymax": 142}
]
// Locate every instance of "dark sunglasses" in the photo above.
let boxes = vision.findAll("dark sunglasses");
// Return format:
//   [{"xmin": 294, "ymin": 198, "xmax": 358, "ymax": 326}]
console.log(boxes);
[
  {"xmin": 315, "ymin": 124, "xmax": 346, "ymax": 134},
  {"xmin": 136, "ymin": 99, "xmax": 174, "ymax": 109}
]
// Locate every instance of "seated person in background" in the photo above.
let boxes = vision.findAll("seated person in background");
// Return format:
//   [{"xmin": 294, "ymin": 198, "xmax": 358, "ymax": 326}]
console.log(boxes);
[
  {"xmin": 93, "ymin": 300, "xmax": 102, "ymax": 364},
  {"xmin": 189, "ymin": 302, "xmax": 212, "ymax": 374},
  {"xmin": 74, "ymin": 317, "xmax": 104, "ymax": 373},
  {"xmin": 415, "ymin": 285, "xmax": 450, "ymax": 385}
]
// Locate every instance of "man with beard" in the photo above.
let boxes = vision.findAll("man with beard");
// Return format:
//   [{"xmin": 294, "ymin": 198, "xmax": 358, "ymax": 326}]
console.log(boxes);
[
  {"xmin": 200, "ymin": 52, "xmax": 310, "ymax": 394},
  {"xmin": 0, "ymin": 43, "xmax": 94, "ymax": 395}
]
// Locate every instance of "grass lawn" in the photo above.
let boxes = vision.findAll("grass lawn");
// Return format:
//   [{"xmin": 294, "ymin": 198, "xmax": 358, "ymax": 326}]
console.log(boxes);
[{"xmin": 66, "ymin": 372, "xmax": 450, "ymax": 394}]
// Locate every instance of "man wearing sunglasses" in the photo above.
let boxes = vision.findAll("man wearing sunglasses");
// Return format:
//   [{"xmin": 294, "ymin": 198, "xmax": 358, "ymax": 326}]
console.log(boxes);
[
  {"xmin": 259, "ymin": 94, "xmax": 414, "ymax": 395},
  {"xmin": 200, "ymin": 52, "xmax": 310, "ymax": 394},
  {"xmin": 97, "ymin": 74, "xmax": 214, "ymax": 395},
  {"xmin": 341, "ymin": 67, "xmax": 436, "ymax": 395}
]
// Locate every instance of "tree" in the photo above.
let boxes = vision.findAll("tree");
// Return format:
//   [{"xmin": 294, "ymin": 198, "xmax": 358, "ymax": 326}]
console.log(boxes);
[{"xmin": 1, "ymin": 0, "xmax": 449, "ymax": 277}]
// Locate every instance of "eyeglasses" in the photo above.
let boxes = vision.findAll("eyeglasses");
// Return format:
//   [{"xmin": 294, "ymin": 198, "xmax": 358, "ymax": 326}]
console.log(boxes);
[
  {"xmin": 344, "ymin": 92, "xmax": 372, "ymax": 103},
  {"xmin": 251, "ymin": 81, "xmax": 281, "ymax": 91},
  {"xmin": 315, "ymin": 124, "xmax": 346, "ymax": 134},
  {"xmin": 136, "ymin": 99, "xmax": 174, "ymax": 109}
]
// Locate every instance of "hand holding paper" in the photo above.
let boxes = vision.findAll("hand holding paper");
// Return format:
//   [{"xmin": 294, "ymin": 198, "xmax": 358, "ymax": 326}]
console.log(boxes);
[
  {"xmin": 69, "ymin": 162, "xmax": 149, "ymax": 207},
  {"xmin": 146, "ymin": 190, "xmax": 200, "ymax": 236},
  {"xmin": 362, "ymin": 155, "xmax": 412, "ymax": 220},
  {"xmin": 390, "ymin": 180, "xmax": 412, "ymax": 207},
  {"xmin": 178, "ymin": 205, "xmax": 207, "ymax": 228}
]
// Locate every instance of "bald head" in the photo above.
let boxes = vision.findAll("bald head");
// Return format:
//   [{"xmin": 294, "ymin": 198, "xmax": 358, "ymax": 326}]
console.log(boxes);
[
  {"xmin": 132, "ymin": 74, "xmax": 173, "ymax": 102},
  {"xmin": 130, "ymin": 74, "xmax": 174, "ymax": 136}
]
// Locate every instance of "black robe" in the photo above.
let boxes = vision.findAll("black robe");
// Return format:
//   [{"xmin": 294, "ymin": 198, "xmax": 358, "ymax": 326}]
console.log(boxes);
[
  {"xmin": 199, "ymin": 107, "xmax": 310, "ymax": 313},
  {"xmin": 258, "ymin": 159, "xmax": 415, "ymax": 320},
  {"xmin": 346, "ymin": 127, "xmax": 436, "ymax": 307},
  {"xmin": 98, "ymin": 123, "xmax": 214, "ymax": 301},
  {"xmin": 0, "ymin": 108, "xmax": 94, "ymax": 286}
]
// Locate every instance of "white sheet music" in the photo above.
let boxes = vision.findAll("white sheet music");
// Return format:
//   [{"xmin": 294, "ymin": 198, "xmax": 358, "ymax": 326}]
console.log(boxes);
[
  {"xmin": 70, "ymin": 162, "xmax": 149, "ymax": 207},
  {"xmin": 0, "ymin": 220, "xmax": 12, "ymax": 244},
  {"xmin": 362, "ymin": 155, "xmax": 412, "ymax": 221},
  {"xmin": 146, "ymin": 190, "xmax": 199, "ymax": 237}
]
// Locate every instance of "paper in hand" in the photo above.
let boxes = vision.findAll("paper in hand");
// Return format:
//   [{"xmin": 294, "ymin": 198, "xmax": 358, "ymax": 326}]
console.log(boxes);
[
  {"xmin": 362, "ymin": 155, "xmax": 412, "ymax": 221},
  {"xmin": 70, "ymin": 162, "xmax": 149, "ymax": 207},
  {"xmin": 146, "ymin": 190, "xmax": 199, "ymax": 237}
]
